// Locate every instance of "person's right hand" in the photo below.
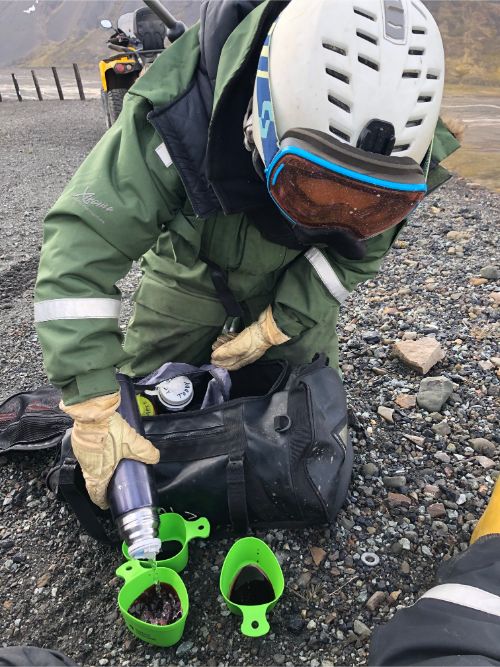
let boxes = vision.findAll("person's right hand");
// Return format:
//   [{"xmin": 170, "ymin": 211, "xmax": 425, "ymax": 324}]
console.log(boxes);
[{"xmin": 60, "ymin": 392, "xmax": 159, "ymax": 510}]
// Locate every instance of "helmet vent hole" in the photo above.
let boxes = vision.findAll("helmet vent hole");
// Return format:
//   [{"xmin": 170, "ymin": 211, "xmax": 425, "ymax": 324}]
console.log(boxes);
[
  {"xmin": 426, "ymin": 72, "xmax": 440, "ymax": 80},
  {"xmin": 358, "ymin": 56, "xmax": 379, "ymax": 71},
  {"xmin": 326, "ymin": 68, "xmax": 350, "ymax": 84},
  {"xmin": 328, "ymin": 95, "xmax": 351, "ymax": 113},
  {"xmin": 329, "ymin": 125, "xmax": 351, "ymax": 143},
  {"xmin": 412, "ymin": 27, "xmax": 426, "ymax": 35},
  {"xmin": 356, "ymin": 30, "xmax": 378, "ymax": 45},
  {"xmin": 353, "ymin": 7, "xmax": 376, "ymax": 21},
  {"xmin": 418, "ymin": 95, "xmax": 432, "ymax": 103},
  {"xmin": 406, "ymin": 118, "xmax": 423, "ymax": 127},
  {"xmin": 402, "ymin": 70, "xmax": 420, "ymax": 79},
  {"xmin": 393, "ymin": 144, "xmax": 410, "ymax": 153},
  {"xmin": 409, "ymin": 47, "xmax": 425, "ymax": 55},
  {"xmin": 323, "ymin": 41, "xmax": 347, "ymax": 57}
]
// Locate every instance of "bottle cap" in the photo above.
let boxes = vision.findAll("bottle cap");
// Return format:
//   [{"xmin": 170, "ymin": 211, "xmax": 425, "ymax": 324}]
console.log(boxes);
[{"xmin": 156, "ymin": 375, "xmax": 194, "ymax": 411}]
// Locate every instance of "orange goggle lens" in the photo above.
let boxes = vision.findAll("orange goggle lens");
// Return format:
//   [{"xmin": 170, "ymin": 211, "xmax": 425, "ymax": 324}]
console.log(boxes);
[{"xmin": 268, "ymin": 154, "xmax": 425, "ymax": 239}]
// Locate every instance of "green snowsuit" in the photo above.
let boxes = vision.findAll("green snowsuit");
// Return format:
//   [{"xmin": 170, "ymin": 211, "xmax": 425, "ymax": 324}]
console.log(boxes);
[{"xmin": 34, "ymin": 2, "xmax": 460, "ymax": 406}]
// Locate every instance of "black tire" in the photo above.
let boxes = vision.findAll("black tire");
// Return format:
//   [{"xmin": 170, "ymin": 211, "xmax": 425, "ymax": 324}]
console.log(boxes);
[
  {"xmin": 107, "ymin": 88, "xmax": 127, "ymax": 125},
  {"xmin": 100, "ymin": 89, "xmax": 111, "ymax": 129}
]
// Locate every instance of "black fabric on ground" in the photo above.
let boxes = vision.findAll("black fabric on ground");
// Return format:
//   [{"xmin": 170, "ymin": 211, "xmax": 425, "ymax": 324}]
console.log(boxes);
[
  {"xmin": 0, "ymin": 385, "xmax": 70, "ymax": 452},
  {"xmin": 369, "ymin": 536, "xmax": 500, "ymax": 666},
  {"xmin": 0, "ymin": 646, "xmax": 76, "ymax": 666}
]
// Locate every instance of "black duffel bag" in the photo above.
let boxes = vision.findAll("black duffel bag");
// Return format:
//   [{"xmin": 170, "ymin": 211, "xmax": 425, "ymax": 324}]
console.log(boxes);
[{"xmin": 47, "ymin": 354, "xmax": 352, "ymax": 540}]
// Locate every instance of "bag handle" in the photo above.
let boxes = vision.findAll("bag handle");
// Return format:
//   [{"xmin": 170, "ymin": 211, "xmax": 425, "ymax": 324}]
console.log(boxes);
[
  {"xmin": 225, "ymin": 411, "xmax": 249, "ymax": 533},
  {"xmin": 57, "ymin": 456, "xmax": 117, "ymax": 545}
]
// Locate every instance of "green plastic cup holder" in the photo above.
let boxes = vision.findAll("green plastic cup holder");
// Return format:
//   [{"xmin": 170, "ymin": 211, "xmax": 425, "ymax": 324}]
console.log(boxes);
[
  {"xmin": 116, "ymin": 560, "xmax": 189, "ymax": 647},
  {"xmin": 122, "ymin": 513, "xmax": 210, "ymax": 573},
  {"xmin": 219, "ymin": 537, "xmax": 285, "ymax": 638}
]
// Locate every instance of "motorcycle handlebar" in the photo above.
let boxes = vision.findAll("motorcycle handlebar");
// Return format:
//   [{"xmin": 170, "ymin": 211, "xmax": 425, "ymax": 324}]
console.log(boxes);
[
  {"xmin": 108, "ymin": 44, "xmax": 135, "ymax": 53},
  {"xmin": 143, "ymin": 0, "xmax": 186, "ymax": 42}
]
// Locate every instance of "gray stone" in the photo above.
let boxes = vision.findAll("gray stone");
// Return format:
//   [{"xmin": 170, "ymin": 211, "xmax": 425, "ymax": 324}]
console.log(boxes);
[
  {"xmin": 176, "ymin": 641, "xmax": 194, "ymax": 657},
  {"xmin": 363, "ymin": 463, "xmax": 379, "ymax": 478},
  {"xmin": 434, "ymin": 451, "xmax": 451, "ymax": 464},
  {"xmin": 274, "ymin": 655, "xmax": 286, "ymax": 665},
  {"xmin": 297, "ymin": 571, "xmax": 312, "ymax": 589},
  {"xmin": 432, "ymin": 421, "xmax": 451, "ymax": 436},
  {"xmin": 383, "ymin": 475, "xmax": 407, "ymax": 489},
  {"xmin": 470, "ymin": 438, "xmax": 496, "ymax": 457},
  {"xmin": 417, "ymin": 376, "xmax": 454, "ymax": 412},
  {"xmin": 353, "ymin": 619, "xmax": 372, "ymax": 638},
  {"xmin": 480, "ymin": 265, "xmax": 499, "ymax": 280},
  {"xmin": 366, "ymin": 591, "xmax": 386, "ymax": 612},
  {"xmin": 476, "ymin": 456, "xmax": 496, "ymax": 470},
  {"xmin": 287, "ymin": 617, "xmax": 305, "ymax": 635}
]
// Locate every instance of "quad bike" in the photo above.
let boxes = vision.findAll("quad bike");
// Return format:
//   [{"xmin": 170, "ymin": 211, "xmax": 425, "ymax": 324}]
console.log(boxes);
[{"xmin": 98, "ymin": 0, "xmax": 185, "ymax": 127}]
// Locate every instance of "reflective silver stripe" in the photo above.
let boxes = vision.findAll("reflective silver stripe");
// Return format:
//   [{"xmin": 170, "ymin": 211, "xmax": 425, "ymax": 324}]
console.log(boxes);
[
  {"xmin": 304, "ymin": 247, "xmax": 351, "ymax": 304},
  {"xmin": 420, "ymin": 584, "xmax": 500, "ymax": 618},
  {"xmin": 34, "ymin": 298, "xmax": 121, "ymax": 323}
]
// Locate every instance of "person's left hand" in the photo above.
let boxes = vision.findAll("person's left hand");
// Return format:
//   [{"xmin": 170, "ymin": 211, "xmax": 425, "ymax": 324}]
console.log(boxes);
[{"xmin": 211, "ymin": 306, "xmax": 290, "ymax": 371}]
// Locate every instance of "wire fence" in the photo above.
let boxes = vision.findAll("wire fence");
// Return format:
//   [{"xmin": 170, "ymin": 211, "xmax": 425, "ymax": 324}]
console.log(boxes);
[{"xmin": 0, "ymin": 66, "xmax": 101, "ymax": 102}]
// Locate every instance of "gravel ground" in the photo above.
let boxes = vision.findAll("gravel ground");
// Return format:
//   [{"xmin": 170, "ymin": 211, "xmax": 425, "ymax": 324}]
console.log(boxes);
[{"xmin": 0, "ymin": 100, "xmax": 499, "ymax": 667}]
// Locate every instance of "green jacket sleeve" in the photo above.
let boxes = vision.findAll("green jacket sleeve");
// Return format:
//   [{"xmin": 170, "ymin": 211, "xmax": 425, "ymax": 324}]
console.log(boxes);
[
  {"xmin": 34, "ymin": 93, "xmax": 185, "ymax": 405},
  {"xmin": 273, "ymin": 225, "xmax": 401, "ymax": 337}
]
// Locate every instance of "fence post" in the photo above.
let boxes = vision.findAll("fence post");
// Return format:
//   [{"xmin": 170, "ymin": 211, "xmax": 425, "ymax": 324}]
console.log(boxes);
[
  {"xmin": 0, "ymin": 91, "xmax": 2, "ymax": 103},
  {"xmin": 11, "ymin": 73, "xmax": 22, "ymax": 101},
  {"xmin": 31, "ymin": 69, "xmax": 43, "ymax": 101},
  {"xmin": 51, "ymin": 66, "xmax": 64, "ymax": 100},
  {"xmin": 72, "ymin": 63, "xmax": 85, "ymax": 101}
]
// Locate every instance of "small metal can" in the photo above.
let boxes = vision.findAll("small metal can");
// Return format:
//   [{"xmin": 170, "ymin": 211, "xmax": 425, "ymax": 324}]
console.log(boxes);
[{"xmin": 156, "ymin": 375, "xmax": 194, "ymax": 412}]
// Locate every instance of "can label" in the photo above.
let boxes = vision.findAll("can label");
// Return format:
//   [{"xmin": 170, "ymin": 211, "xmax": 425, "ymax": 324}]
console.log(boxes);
[{"xmin": 136, "ymin": 395, "xmax": 156, "ymax": 417}]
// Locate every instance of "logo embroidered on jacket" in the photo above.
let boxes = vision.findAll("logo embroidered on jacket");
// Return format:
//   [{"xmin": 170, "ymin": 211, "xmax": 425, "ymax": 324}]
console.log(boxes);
[
  {"xmin": 72, "ymin": 186, "xmax": 114, "ymax": 224},
  {"xmin": 72, "ymin": 187, "xmax": 114, "ymax": 212}
]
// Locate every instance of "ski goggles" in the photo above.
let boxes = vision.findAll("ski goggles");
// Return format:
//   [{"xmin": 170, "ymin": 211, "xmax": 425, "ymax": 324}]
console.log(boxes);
[{"xmin": 256, "ymin": 26, "xmax": 427, "ymax": 240}]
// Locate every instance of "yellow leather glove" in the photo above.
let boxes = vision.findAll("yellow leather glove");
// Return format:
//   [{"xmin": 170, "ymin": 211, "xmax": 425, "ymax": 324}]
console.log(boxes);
[
  {"xmin": 60, "ymin": 392, "xmax": 160, "ymax": 510},
  {"xmin": 211, "ymin": 305, "xmax": 290, "ymax": 371},
  {"xmin": 471, "ymin": 477, "xmax": 500, "ymax": 544}
]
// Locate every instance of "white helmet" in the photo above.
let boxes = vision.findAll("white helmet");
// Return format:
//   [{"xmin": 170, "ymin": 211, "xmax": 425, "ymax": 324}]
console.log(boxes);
[{"xmin": 253, "ymin": 0, "xmax": 445, "ymax": 164}]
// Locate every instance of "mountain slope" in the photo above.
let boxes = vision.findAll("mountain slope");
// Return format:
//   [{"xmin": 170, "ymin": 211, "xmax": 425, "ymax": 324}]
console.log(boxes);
[
  {"xmin": 0, "ymin": 0, "xmax": 200, "ymax": 68},
  {"xmin": 1, "ymin": 0, "xmax": 499, "ymax": 87}
]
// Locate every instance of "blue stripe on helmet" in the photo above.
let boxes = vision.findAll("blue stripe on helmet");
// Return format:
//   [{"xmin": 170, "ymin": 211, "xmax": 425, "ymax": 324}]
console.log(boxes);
[
  {"xmin": 266, "ymin": 146, "xmax": 427, "ymax": 193},
  {"xmin": 256, "ymin": 24, "xmax": 280, "ymax": 166}
]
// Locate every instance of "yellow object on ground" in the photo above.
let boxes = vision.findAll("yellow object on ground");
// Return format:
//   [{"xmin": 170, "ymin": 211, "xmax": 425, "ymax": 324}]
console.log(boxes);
[
  {"xmin": 60, "ymin": 392, "xmax": 159, "ymax": 510},
  {"xmin": 471, "ymin": 477, "xmax": 500, "ymax": 544},
  {"xmin": 211, "ymin": 305, "xmax": 290, "ymax": 371}
]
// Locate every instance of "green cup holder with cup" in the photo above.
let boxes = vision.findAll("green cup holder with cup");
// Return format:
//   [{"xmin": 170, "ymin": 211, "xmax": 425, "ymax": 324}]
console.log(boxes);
[
  {"xmin": 122, "ymin": 512, "xmax": 210, "ymax": 572},
  {"xmin": 219, "ymin": 537, "xmax": 285, "ymax": 637},
  {"xmin": 116, "ymin": 560, "xmax": 189, "ymax": 647}
]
